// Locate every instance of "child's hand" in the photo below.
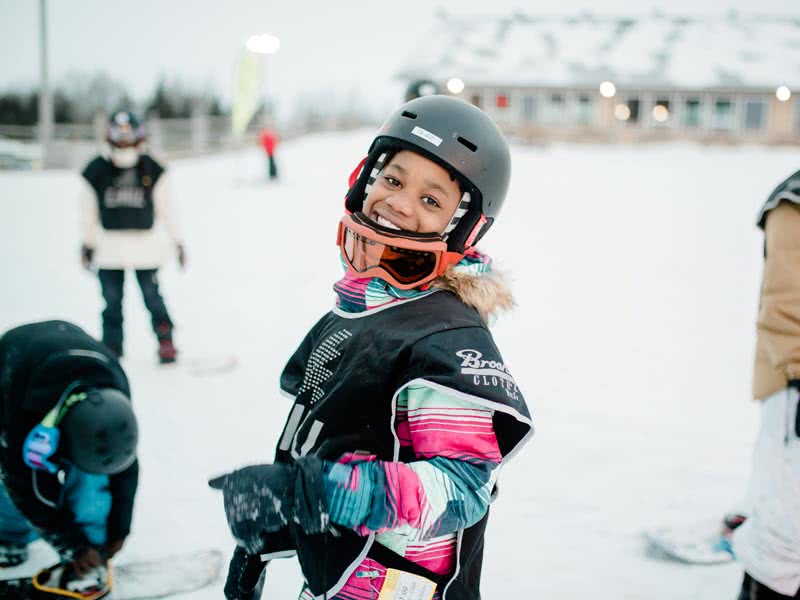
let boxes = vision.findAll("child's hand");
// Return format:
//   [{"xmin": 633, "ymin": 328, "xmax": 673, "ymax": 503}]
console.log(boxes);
[{"xmin": 70, "ymin": 546, "xmax": 102, "ymax": 576}]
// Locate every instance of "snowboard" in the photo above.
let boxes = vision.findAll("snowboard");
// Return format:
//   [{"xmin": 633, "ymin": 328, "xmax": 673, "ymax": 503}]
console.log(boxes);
[
  {"xmin": 0, "ymin": 548, "xmax": 223, "ymax": 599},
  {"xmin": 127, "ymin": 353, "xmax": 238, "ymax": 377},
  {"xmin": 177, "ymin": 354, "xmax": 238, "ymax": 377},
  {"xmin": 645, "ymin": 519, "xmax": 736, "ymax": 565}
]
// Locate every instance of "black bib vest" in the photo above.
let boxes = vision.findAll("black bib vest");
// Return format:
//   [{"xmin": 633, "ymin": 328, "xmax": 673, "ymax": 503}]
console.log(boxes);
[
  {"xmin": 757, "ymin": 168, "xmax": 800, "ymax": 231},
  {"xmin": 82, "ymin": 155, "xmax": 164, "ymax": 231},
  {"xmin": 275, "ymin": 291, "xmax": 532, "ymax": 599}
]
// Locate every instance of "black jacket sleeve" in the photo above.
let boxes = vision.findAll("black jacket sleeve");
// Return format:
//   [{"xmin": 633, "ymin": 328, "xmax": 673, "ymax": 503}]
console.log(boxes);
[{"xmin": 106, "ymin": 459, "xmax": 139, "ymax": 542}]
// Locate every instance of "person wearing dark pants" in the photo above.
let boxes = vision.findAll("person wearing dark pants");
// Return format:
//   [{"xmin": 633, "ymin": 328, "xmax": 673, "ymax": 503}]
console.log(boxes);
[
  {"xmin": 79, "ymin": 111, "xmax": 186, "ymax": 364},
  {"xmin": 97, "ymin": 269, "xmax": 174, "ymax": 357},
  {"xmin": 259, "ymin": 127, "xmax": 280, "ymax": 181}
]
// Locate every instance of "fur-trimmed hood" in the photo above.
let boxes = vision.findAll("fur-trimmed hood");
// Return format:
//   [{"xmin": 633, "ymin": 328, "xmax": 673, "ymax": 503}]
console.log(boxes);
[{"xmin": 432, "ymin": 266, "xmax": 514, "ymax": 324}]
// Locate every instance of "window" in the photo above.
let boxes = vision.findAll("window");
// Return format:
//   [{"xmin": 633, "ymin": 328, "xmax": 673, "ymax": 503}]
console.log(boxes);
[
  {"xmin": 522, "ymin": 94, "xmax": 537, "ymax": 122},
  {"xmin": 470, "ymin": 93, "xmax": 482, "ymax": 109},
  {"xmin": 795, "ymin": 98, "xmax": 800, "ymax": 133},
  {"xmin": 576, "ymin": 94, "xmax": 593, "ymax": 125},
  {"xmin": 544, "ymin": 93, "xmax": 565, "ymax": 124},
  {"xmin": 712, "ymin": 97, "xmax": 734, "ymax": 129},
  {"xmin": 683, "ymin": 98, "xmax": 702, "ymax": 128},
  {"xmin": 743, "ymin": 99, "xmax": 766, "ymax": 130},
  {"xmin": 626, "ymin": 98, "xmax": 640, "ymax": 124}
]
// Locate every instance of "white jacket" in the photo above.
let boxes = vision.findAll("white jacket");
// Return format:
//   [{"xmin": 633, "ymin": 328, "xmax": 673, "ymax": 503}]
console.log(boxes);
[
  {"xmin": 80, "ymin": 164, "xmax": 182, "ymax": 270},
  {"xmin": 732, "ymin": 386, "xmax": 800, "ymax": 596}
]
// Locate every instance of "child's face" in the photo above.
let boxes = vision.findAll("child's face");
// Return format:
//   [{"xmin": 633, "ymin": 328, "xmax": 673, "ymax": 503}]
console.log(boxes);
[{"xmin": 363, "ymin": 150, "xmax": 462, "ymax": 235}]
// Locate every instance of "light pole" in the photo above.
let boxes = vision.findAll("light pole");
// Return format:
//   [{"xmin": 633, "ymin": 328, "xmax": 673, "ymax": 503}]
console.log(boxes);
[{"xmin": 38, "ymin": 0, "xmax": 53, "ymax": 167}]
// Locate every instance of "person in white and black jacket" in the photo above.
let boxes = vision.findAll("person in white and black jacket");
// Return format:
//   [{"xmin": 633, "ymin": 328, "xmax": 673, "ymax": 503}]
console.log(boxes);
[{"xmin": 79, "ymin": 111, "xmax": 186, "ymax": 364}]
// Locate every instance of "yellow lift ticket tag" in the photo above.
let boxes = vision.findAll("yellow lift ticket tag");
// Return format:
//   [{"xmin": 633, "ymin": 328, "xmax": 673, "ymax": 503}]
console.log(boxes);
[{"xmin": 377, "ymin": 568, "xmax": 436, "ymax": 600}]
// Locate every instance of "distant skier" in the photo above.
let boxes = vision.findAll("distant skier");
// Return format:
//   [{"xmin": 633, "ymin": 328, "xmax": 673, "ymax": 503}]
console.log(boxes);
[
  {"xmin": 210, "ymin": 95, "xmax": 533, "ymax": 599},
  {"xmin": 258, "ymin": 127, "xmax": 280, "ymax": 180},
  {"xmin": 0, "ymin": 320, "xmax": 139, "ymax": 597},
  {"xmin": 731, "ymin": 170, "xmax": 800, "ymax": 599},
  {"xmin": 79, "ymin": 110, "xmax": 186, "ymax": 364}
]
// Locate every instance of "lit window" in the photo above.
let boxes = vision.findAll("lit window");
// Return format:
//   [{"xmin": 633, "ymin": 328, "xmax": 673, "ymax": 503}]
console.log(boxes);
[
  {"xmin": 614, "ymin": 104, "xmax": 631, "ymax": 121},
  {"xmin": 652, "ymin": 98, "xmax": 670, "ymax": 124}
]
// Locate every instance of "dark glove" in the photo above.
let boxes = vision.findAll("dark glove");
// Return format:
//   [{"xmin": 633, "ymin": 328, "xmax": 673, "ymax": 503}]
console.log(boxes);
[
  {"xmin": 70, "ymin": 546, "xmax": 102, "ymax": 576},
  {"xmin": 224, "ymin": 546, "xmax": 266, "ymax": 600},
  {"xmin": 208, "ymin": 457, "xmax": 328, "ymax": 554},
  {"xmin": 80, "ymin": 245, "xmax": 94, "ymax": 271},
  {"xmin": 177, "ymin": 244, "xmax": 187, "ymax": 269},
  {"xmin": 103, "ymin": 538, "xmax": 125, "ymax": 560},
  {"xmin": 209, "ymin": 463, "xmax": 294, "ymax": 553}
]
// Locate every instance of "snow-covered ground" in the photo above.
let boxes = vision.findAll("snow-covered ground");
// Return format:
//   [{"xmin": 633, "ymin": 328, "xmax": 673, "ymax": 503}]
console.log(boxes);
[{"xmin": 1, "ymin": 132, "xmax": 798, "ymax": 599}]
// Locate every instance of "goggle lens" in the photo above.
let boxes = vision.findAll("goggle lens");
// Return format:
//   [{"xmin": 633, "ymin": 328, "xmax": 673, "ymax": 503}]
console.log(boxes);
[{"xmin": 342, "ymin": 227, "xmax": 439, "ymax": 285}]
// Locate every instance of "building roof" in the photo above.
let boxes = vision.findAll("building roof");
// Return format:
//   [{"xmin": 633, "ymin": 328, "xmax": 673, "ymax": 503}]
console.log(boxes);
[{"xmin": 399, "ymin": 12, "xmax": 800, "ymax": 91}]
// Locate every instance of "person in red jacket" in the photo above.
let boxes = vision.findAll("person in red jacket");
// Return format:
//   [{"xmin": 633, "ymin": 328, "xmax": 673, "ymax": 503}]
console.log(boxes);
[{"xmin": 258, "ymin": 127, "xmax": 280, "ymax": 180}]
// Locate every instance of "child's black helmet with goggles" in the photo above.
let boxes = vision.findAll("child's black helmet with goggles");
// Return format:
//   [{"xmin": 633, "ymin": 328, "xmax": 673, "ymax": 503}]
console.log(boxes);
[
  {"xmin": 106, "ymin": 110, "xmax": 146, "ymax": 148},
  {"xmin": 345, "ymin": 95, "xmax": 511, "ymax": 253}
]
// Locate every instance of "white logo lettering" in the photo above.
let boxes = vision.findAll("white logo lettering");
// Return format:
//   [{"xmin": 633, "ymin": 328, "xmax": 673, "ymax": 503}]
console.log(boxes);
[
  {"xmin": 456, "ymin": 349, "xmax": 519, "ymax": 401},
  {"xmin": 104, "ymin": 187, "xmax": 145, "ymax": 208}
]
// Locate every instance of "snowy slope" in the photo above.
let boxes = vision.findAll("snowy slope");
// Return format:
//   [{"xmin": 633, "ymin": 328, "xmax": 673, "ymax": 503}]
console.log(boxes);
[{"xmin": 1, "ymin": 133, "xmax": 798, "ymax": 599}]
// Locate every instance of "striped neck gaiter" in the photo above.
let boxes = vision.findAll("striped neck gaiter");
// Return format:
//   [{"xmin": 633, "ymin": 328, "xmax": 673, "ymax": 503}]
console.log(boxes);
[{"xmin": 333, "ymin": 250, "xmax": 492, "ymax": 313}]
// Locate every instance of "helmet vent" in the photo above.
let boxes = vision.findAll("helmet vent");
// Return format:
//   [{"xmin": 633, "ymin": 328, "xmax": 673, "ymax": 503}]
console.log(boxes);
[
  {"xmin": 401, "ymin": 111, "xmax": 418, "ymax": 119},
  {"xmin": 457, "ymin": 136, "xmax": 477, "ymax": 152}
]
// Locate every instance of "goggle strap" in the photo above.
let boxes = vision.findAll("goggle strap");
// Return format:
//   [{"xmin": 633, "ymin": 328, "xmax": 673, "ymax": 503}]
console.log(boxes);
[
  {"xmin": 347, "ymin": 156, "xmax": 368, "ymax": 189},
  {"xmin": 40, "ymin": 382, "xmax": 87, "ymax": 428},
  {"xmin": 463, "ymin": 214, "xmax": 489, "ymax": 250}
]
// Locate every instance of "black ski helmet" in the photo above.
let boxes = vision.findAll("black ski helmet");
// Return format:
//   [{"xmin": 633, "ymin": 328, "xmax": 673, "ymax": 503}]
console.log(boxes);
[
  {"xmin": 345, "ymin": 95, "xmax": 511, "ymax": 253},
  {"xmin": 106, "ymin": 111, "xmax": 146, "ymax": 148},
  {"xmin": 60, "ymin": 388, "xmax": 138, "ymax": 474}
]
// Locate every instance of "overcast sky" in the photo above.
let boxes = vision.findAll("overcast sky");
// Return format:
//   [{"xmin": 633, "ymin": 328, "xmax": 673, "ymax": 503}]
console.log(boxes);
[{"xmin": 2, "ymin": 0, "xmax": 799, "ymax": 119}]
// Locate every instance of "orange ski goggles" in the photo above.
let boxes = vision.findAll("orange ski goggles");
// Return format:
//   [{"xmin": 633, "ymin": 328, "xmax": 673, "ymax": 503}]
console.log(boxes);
[{"xmin": 337, "ymin": 213, "xmax": 463, "ymax": 290}]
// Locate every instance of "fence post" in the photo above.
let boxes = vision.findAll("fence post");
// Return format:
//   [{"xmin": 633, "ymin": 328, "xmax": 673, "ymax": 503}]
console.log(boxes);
[
  {"xmin": 146, "ymin": 113, "xmax": 163, "ymax": 156},
  {"xmin": 93, "ymin": 111, "xmax": 107, "ymax": 152},
  {"xmin": 191, "ymin": 102, "xmax": 209, "ymax": 154}
]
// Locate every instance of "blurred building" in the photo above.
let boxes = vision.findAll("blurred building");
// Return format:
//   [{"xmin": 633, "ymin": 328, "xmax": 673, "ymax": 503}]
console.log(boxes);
[{"xmin": 399, "ymin": 12, "xmax": 800, "ymax": 145}]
